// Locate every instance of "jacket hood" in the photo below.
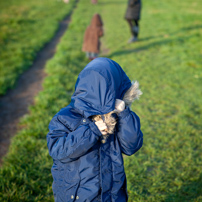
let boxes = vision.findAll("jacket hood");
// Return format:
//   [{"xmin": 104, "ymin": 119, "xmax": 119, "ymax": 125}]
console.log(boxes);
[
  {"xmin": 70, "ymin": 58, "xmax": 131, "ymax": 118},
  {"xmin": 90, "ymin": 13, "xmax": 103, "ymax": 27}
]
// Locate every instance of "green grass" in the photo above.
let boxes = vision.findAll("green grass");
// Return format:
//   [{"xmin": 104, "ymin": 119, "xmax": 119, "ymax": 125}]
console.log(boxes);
[
  {"xmin": 0, "ymin": 1, "xmax": 91, "ymax": 201},
  {"xmin": 100, "ymin": 0, "xmax": 202, "ymax": 201},
  {"xmin": 0, "ymin": 0, "xmax": 202, "ymax": 201},
  {"xmin": 0, "ymin": 0, "xmax": 76, "ymax": 95}
]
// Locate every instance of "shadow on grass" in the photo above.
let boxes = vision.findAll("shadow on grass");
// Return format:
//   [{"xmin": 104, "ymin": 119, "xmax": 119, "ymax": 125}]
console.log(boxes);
[
  {"xmin": 137, "ymin": 35, "xmax": 164, "ymax": 42},
  {"xmin": 165, "ymin": 174, "xmax": 202, "ymax": 202},
  {"xmin": 171, "ymin": 24, "xmax": 202, "ymax": 34},
  {"xmin": 139, "ymin": 24, "xmax": 202, "ymax": 41},
  {"xmin": 108, "ymin": 33, "xmax": 196, "ymax": 58},
  {"xmin": 98, "ymin": 0, "xmax": 125, "ymax": 6}
]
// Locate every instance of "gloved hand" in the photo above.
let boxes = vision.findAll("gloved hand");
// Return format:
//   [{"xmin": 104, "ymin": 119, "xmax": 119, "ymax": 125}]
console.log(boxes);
[
  {"xmin": 115, "ymin": 99, "xmax": 125, "ymax": 113},
  {"xmin": 95, "ymin": 120, "xmax": 108, "ymax": 135}
]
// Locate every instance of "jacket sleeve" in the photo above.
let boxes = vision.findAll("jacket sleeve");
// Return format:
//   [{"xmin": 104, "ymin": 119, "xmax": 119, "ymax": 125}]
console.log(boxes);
[
  {"xmin": 116, "ymin": 107, "xmax": 143, "ymax": 156},
  {"xmin": 98, "ymin": 27, "xmax": 104, "ymax": 37},
  {"xmin": 46, "ymin": 115, "xmax": 102, "ymax": 162}
]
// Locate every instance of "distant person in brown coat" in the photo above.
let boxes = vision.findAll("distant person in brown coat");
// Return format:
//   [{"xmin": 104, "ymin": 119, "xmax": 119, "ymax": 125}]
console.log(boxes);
[
  {"xmin": 125, "ymin": 0, "xmax": 142, "ymax": 43},
  {"xmin": 82, "ymin": 14, "xmax": 104, "ymax": 60},
  {"xmin": 91, "ymin": 0, "xmax": 98, "ymax": 4}
]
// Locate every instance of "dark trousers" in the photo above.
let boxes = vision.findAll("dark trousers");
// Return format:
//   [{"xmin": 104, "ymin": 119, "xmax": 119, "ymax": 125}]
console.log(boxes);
[{"xmin": 127, "ymin": 19, "xmax": 139, "ymax": 37}]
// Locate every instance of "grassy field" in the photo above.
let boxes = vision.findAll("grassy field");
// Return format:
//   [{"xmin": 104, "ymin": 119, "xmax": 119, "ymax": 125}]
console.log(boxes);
[
  {"xmin": 0, "ymin": 0, "xmax": 76, "ymax": 95},
  {"xmin": 101, "ymin": 0, "xmax": 202, "ymax": 201},
  {"xmin": 0, "ymin": 0, "xmax": 202, "ymax": 201}
]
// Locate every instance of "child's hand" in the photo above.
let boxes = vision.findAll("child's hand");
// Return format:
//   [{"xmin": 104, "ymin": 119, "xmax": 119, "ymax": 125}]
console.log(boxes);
[
  {"xmin": 95, "ymin": 120, "xmax": 108, "ymax": 135},
  {"xmin": 115, "ymin": 99, "xmax": 125, "ymax": 113}
]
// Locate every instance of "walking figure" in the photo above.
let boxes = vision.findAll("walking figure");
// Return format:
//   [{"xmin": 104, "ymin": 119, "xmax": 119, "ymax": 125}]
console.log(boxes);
[
  {"xmin": 82, "ymin": 14, "xmax": 103, "ymax": 60},
  {"xmin": 125, "ymin": 0, "xmax": 142, "ymax": 43}
]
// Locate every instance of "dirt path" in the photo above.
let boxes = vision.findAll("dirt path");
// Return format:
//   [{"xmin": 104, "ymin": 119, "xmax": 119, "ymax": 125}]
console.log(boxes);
[{"xmin": 0, "ymin": 15, "xmax": 71, "ymax": 166}]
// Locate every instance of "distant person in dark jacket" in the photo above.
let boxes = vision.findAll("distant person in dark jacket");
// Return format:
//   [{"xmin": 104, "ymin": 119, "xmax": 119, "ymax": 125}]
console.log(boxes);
[
  {"xmin": 125, "ymin": 0, "xmax": 142, "ymax": 43},
  {"xmin": 82, "ymin": 14, "xmax": 103, "ymax": 60},
  {"xmin": 47, "ymin": 57, "xmax": 143, "ymax": 202}
]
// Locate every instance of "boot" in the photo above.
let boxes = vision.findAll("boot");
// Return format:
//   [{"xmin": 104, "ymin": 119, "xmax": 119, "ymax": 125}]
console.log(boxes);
[
  {"xmin": 132, "ymin": 26, "xmax": 139, "ymax": 38},
  {"xmin": 128, "ymin": 26, "xmax": 139, "ymax": 43},
  {"xmin": 132, "ymin": 26, "xmax": 139, "ymax": 34},
  {"xmin": 128, "ymin": 36, "xmax": 138, "ymax": 43}
]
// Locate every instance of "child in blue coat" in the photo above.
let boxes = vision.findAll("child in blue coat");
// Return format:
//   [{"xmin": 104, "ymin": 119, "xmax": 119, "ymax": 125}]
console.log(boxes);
[{"xmin": 47, "ymin": 57, "xmax": 143, "ymax": 202}]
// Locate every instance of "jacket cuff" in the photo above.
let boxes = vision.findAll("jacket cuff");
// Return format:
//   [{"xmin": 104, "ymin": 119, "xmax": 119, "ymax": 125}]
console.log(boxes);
[
  {"xmin": 118, "ymin": 106, "xmax": 131, "ymax": 119},
  {"xmin": 89, "ymin": 122, "xmax": 102, "ymax": 137}
]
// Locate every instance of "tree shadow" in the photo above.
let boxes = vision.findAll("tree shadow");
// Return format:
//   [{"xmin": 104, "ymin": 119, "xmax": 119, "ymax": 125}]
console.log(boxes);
[{"xmin": 164, "ymin": 173, "xmax": 202, "ymax": 202}]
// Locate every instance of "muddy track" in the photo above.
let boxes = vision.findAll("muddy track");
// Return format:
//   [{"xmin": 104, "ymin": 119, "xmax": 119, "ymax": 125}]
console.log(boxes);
[{"xmin": 0, "ymin": 14, "xmax": 72, "ymax": 166}]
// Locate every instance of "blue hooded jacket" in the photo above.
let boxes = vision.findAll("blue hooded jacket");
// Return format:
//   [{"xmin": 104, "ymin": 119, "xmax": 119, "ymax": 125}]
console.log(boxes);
[{"xmin": 47, "ymin": 58, "xmax": 143, "ymax": 202}]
